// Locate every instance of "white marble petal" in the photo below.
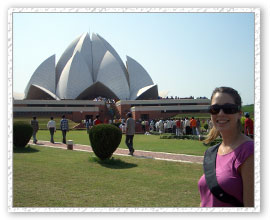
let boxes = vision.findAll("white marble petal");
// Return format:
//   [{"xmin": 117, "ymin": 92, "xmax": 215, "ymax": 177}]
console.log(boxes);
[
  {"xmin": 91, "ymin": 33, "xmax": 108, "ymax": 82},
  {"xmin": 135, "ymin": 84, "xmax": 158, "ymax": 100},
  {"xmin": 56, "ymin": 51, "xmax": 93, "ymax": 99},
  {"xmin": 73, "ymin": 32, "xmax": 93, "ymax": 79},
  {"xmin": 127, "ymin": 56, "xmax": 154, "ymax": 100},
  {"xmin": 55, "ymin": 34, "xmax": 81, "ymax": 86},
  {"xmin": 97, "ymin": 51, "xmax": 130, "ymax": 100},
  {"xmin": 97, "ymin": 34, "xmax": 129, "ymax": 85},
  {"xmin": 26, "ymin": 84, "xmax": 60, "ymax": 100},
  {"xmin": 24, "ymin": 54, "xmax": 56, "ymax": 98}
]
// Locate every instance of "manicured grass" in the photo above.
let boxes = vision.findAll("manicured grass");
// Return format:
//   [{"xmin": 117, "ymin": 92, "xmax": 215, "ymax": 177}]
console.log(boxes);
[
  {"xmin": 13, "ymin": 145, "xmax": 203, "ymax": 207},
  {"xmin": 242, "ymin": 104, "xmax": 254, "ymax": 113},
  {"xmin": 33, "ymin": 130, "xmax": 208, "ymax": 156}
]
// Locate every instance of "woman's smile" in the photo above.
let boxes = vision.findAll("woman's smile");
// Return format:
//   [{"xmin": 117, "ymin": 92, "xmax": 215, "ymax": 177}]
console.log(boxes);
[{"xmin": 216, "ymin": 118, "xmax": 230, "ymax": 124}]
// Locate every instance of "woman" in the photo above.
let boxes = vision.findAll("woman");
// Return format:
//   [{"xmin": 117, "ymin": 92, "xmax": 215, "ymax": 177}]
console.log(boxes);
[{"xmin": 198, "ymin": 87, "xmax": 254, "ymax": 207}]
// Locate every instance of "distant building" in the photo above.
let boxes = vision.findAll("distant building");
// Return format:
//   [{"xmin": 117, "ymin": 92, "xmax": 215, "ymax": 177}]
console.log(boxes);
[
  {"xmin": 13, "ymin": 98, "xmax": 211, "ymax": 124},
  {"xmin": 14, "ymin": 31, "xmax": 211, "ymax": 131},
  {"xmin": 24, "ymin": 32, "xmax": 158, "ymax": 101},
  {"xmin": 116, "ymin": 99, "xmax": 211, "ymax": 121}
]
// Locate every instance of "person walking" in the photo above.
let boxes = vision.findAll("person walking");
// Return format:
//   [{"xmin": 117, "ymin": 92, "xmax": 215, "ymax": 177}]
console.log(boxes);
[
  {"xmin": 47, "ymin": 117, "xmax": 56, "ymax": 143},
  {"xmin": 198, "ymin": 87, "xmax": 254, "ymax": 207},
  {"xmin": 125, "ymin": 112, "xmax": 135, "ymax": 156},
  {"xmin": 30, "ymin": 116, "xmax": 39, "ymax": 144},
  {"xmin": 60, "ymin": 115, "xmax": 69, "ymax": 144}
]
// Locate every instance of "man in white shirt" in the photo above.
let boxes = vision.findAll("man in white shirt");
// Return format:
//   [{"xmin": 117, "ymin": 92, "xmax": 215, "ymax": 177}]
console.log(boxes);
[
  {"xmin": 47, "ymin": 117, "xmax": 56, "ymax": 143},
  {"xmin": 158, "ymin": 119, "xmax": 164, "ymax": 134}
]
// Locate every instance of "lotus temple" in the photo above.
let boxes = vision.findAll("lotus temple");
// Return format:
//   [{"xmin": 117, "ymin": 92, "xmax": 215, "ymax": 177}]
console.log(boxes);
[
  {"xmin": 14, "ymin": 32, "xmax": 210, "ymax": 124},
  {"xmin": 24, "ymin": 32, "xmax": 158, "ymax": 101}
]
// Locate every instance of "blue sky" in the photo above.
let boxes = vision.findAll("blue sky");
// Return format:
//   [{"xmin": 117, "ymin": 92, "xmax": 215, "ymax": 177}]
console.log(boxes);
[{"xmin": 13, "ymin": 12, "xmax": 255, "ymax": 105}]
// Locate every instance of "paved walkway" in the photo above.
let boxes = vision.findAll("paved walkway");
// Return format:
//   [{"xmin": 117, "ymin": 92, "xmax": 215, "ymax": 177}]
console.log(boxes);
[{"xmin": 29, "ymin": 140, "xmax": 204, "ymax": 164}]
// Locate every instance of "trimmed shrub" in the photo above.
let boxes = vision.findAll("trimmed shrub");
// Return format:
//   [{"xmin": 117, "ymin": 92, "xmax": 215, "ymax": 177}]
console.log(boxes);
[
  {"xmin": 13, "ymin": 121, "xmax": 33, "ymax": 148},
  {"xmin": 89, "ymin": 124, "xmax": 122, "ymax": 160}
]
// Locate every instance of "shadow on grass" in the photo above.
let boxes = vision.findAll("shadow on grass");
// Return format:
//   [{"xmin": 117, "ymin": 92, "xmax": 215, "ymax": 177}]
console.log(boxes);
[
  {"xmin": 13, "ymin": 145, "xmax": 40, "ymax": 153},
  {"xmin": 89, "ymin": 156, "xmax": 137, "ymax": 169}
]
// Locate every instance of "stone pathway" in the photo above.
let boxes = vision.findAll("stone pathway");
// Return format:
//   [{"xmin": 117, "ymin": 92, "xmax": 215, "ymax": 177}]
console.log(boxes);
[{"xmin": 29, "ymin": 140, "xmax": 204, "ymax": 164}]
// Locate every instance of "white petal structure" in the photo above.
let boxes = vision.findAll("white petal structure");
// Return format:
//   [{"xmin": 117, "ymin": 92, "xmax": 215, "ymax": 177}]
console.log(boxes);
[
  {"xmin": 97, "ymin": 34, "xmax": 129, "ymax": 85},
  {"xmin": 25, "ymin": 32, "xmax": 158, "ymax": 101},
  {"xmin": 127, "ymin": 56, "xmax": 154, "ymax": 100},
  {"xmin": 72, "ymin": 33, "xmax": 93, "ymax": 77},
  {"xmin": 24, "ymin": 54, "xmax": 56, "ymax": 99},
  {"xmin": 56, "ymin": 51, "xmax": 93, "ymax": 99},
  {"xmin": 136, "ymin": 84, "xmax": 159, "ymax": 100},
  {"xmin": 91, "ymin": 33, "xmax": 108, "ymax": 82},
  {"xmin": 97, "ymin": 51, "xmax": 130, "ymax": 100},
  {"xmin": 26, "ymin": 84, "xmax": 60, "ymax": 100},
  {"xmin": 55, "ymin": 35, "xmax": 81, "ymax": 87}
]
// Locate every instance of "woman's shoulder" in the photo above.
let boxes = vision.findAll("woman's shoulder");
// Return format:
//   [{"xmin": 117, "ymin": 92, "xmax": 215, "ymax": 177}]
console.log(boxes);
[
  {"xmin": 236, "ymin": 140, "xmax": 254, "ymax": 153},
  {"xmin": 234, "ymin": 140, "xmax": 254, "ymax": 167},
  {"xmin": 234, "ymin": 140, "xmax": 254, "ymax": 171}
]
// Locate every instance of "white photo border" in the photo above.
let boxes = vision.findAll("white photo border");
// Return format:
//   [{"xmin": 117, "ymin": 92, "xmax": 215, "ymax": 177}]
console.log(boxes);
[{"xmin": 7, "ymin": 7, "xmax": 260, "ymax": 213}]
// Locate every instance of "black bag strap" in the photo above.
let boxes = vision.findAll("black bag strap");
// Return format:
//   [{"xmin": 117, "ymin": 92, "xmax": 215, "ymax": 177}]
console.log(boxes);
[{"xmin": 203, "ymin": 143, "xmax": 244, "ymax": 207}]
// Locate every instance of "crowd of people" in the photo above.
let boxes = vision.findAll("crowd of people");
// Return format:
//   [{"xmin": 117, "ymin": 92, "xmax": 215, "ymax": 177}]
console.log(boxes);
[
  {"xmin": 148, "ymin": 117, "xmax": 203, "ymax": 136},
  {"xmin": 92, "ymin": 95, "xmax": 208, "ymax": 102},
  {"xmin": 30, "ymin": 110, "xmax": 254, "ymax": 146},
  {"xmin": 92, "ymin": 96, "xmax": 116, "ymax": 103},
  {"xmin": 158, "ymin": 95, "xmax": 208, "ymax": 100}
]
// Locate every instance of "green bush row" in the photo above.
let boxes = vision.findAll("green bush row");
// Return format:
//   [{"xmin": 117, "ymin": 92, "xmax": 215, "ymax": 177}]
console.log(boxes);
[
  {"xmin": 160, "ymin": 134, "xmax": 206, "ymax": 141},
  {"xmin": 160, "ymin": 134, "xmax": 222, "ymax": 146}
]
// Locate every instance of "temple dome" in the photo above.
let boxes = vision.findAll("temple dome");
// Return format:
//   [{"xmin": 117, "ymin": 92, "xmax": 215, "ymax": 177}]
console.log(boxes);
[{"xmin": 25, "ymin": 32, "xmax": 158, "ymax": 100}]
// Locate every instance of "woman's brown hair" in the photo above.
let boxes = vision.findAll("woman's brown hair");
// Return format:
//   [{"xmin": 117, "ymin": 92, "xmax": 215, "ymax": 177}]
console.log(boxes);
[{"xmin": 204, "ymin": 87, "xmax": 242, "ymax": 144}]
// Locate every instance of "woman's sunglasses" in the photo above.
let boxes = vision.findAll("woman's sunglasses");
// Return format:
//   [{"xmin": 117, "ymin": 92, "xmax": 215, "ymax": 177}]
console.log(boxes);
[{"xmin": 209, "ymin": 104, "xmax": 240, "ymax": 115}]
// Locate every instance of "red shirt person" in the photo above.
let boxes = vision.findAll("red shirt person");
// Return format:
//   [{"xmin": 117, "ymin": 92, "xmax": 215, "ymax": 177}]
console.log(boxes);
[
  {"xmin": 93, "ymin": 115, "xmax": 102, "ymax": 125},
  {"xmin": 244, "ymin": 112, "xmax": 254, "ymax": 138}
]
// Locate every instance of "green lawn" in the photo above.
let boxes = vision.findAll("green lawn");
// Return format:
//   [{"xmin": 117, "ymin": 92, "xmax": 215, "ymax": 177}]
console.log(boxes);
[
  {"xmin": 242, "ymin": 104, "xmax": 254, "ymax": 118},
  {"xmin": 33, "ymin": 130, "xmax": 208, "ymax": 156},
  {"xmin": 13, "ymin": 145, "xmax": 203, "ymax": 207}
]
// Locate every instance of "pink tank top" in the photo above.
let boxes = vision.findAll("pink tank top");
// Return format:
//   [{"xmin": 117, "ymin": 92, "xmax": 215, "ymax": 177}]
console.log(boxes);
[{"xmin": 198, "ymin": 141, "xmax": 254, "ymax": 207}]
